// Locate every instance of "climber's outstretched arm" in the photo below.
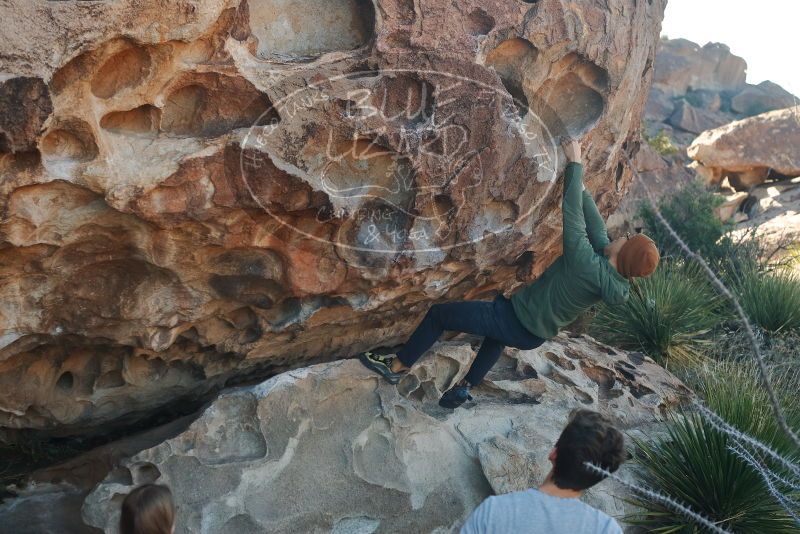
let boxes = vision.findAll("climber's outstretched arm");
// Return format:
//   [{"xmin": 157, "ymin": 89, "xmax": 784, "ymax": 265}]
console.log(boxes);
[
  {"xmin": 582, "ymin": 189, "xmax": 610, "ymax": 254},
  {"xmin": 560, "ymin": 138, "xmax": 594, "ymax": 265}
]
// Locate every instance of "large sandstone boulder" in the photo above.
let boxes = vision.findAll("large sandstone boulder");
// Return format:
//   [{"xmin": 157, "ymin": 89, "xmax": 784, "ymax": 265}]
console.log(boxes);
[
  {"xmin": 688, "ymin": 107, "xmax": 800, "ymax": 189},
  {"xmin": 643, "ymin": 38, "xmax": 748, "ymax": 126},
  {"xmin": 71, "ymin": 337, "xmax": 687, "ymax": 534},
  {"xmin": 0, "ymin": 0, "xmax": 665, "ymax": 436},
  {"xmin": 612, "ymin": 37, "xmax": 748, "ymax": 237}
]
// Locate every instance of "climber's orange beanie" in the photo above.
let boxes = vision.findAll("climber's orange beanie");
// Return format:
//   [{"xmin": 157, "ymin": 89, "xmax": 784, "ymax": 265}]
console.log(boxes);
[{"xmin": 617, "ymin": 234, "xmax": 659, "ymax": 279}]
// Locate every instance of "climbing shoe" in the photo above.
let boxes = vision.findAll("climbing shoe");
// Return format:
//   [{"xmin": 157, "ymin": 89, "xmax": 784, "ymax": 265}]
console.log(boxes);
[
  {"xmin": 439, "ymin": 384, "xmax": 473, "ymax": 409},
  {"xmin": 359, "ymin": 351, "xmax": 405, "ymax": 385}
]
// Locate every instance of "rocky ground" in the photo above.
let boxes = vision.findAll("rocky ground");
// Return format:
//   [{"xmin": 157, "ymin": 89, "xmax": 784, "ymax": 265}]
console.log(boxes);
[
  {"xmin": 0, "ymin": 336, "xmax": 689, "ymax": 534},
  {"xmin": 732, "ymin": 177, "xmax": 800, "ymax": 262}
]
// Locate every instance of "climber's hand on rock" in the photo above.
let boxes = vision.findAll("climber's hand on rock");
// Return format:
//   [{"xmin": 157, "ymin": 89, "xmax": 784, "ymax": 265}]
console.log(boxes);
[{"xmin": 560, "ymin": 136, "xmax": 582, "ymax": 164}]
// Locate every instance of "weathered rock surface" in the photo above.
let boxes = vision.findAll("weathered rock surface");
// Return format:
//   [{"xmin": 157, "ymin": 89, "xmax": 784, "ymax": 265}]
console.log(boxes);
[
  {"xmin": 714, "ymin": 191, "xmax": 749, "ymax": 222},
  {"xmin": 71, "ymin": 337, "xmax": 687, "ymax": 534},
  {"xmin": 0, "ymin": 0, "xmax": 665, "ymax": 435},
  {"xmin": 731, "ymin": 80, "xmax": 798, "ymax": 116},
  {"xmin": 644, "ymin": 86, "xmax": 676, "ymax": 123},
  {"xmin": 652, "ymin": 39, "xmax": 746, "ymax": 98},
  {"xmin": 0, "ymin": 414, "xmax": 195, "ymax": 534},
  {"xmin": 733, "ymin": 177, "xmax": 800, "ymax": 251},
  {"xmin": 0, "ymin": 77, "xmax": 53, "ymax": 153},
  {"xmin": 688, "ymin": 107, "xmax": 800, "ymax": 189},
  {"xmin": 666, "ymin": 99, "xmax": 728, "ymax": 135}
]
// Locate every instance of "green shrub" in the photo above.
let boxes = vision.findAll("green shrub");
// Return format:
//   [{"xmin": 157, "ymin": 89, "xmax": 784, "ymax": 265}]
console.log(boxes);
[
  {"xmin": 646, "ymin": 129, "xmax": 680, "ymax": 157},
  {"xmin": 731, "ymin": 267, "xmax": 800, "ymax": 335},
  {"xmin": 707, "ymin": 328, "xmax": 800, "ymax": 381},
  {"xmin": 697, "ymin": 361, "xmax": 800, "ymax": 451},
  {"xmin": 630, "ymin": 414, "xmax": 799, "ymax": 533},
  {"xmin": 638, "ymin": 180, "xmax": 732, "ymax": 263},
  {"xmin": 628, "ymin": 362, "xmax": 800, "ymax": 533},
  {"xmin": 589, "ymin": 261, "xmax": 724, "ymax": 367}
]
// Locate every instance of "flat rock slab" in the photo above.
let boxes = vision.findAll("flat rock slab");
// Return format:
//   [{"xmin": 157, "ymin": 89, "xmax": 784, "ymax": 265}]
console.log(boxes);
[{"xmin": 72, "ymin": 336, "xmax": 689, "ymax": 533}]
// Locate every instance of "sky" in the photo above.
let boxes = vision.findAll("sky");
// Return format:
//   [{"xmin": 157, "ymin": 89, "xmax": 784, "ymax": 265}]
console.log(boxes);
[{"xmin": 661, "ymin": 0, "xmax": 800, "ymax": 96}]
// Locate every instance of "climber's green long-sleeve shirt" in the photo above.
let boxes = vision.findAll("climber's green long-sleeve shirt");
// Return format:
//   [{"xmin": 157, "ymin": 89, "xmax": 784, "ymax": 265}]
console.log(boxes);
[{"xmin": 511, "ymin": 162, "xmax": 630, "ymax": 339}]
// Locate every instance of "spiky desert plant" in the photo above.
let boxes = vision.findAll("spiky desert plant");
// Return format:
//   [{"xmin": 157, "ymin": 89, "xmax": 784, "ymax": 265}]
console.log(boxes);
[
  {"xmin": 627, "ymin": 362, "xmax": 800, "ymax": 533},
  {"xmin": 590, "ymin": 260, "xmax": 724, "ymax": 367},
  {"xmin": 730, "ymin": 267, "xmax": 800, "ymax": 335}
]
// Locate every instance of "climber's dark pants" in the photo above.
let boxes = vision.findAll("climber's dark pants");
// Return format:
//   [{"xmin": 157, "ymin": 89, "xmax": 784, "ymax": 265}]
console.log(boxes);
[{"xmin": 396, "ymin": 294, "xmax": 545, "ymax": 386}]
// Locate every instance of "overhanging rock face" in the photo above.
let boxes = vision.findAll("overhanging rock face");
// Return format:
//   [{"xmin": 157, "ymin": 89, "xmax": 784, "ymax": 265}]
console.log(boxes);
[{"xmin": 0, "ymin": 0, "xmax": 664, "ymax": 434}]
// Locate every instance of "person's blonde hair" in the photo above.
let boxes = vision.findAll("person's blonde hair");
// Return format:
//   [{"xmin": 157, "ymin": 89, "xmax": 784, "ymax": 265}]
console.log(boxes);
[{"xmin": 120, "ymin": 484, "xmax": 175, "ymax": 534}]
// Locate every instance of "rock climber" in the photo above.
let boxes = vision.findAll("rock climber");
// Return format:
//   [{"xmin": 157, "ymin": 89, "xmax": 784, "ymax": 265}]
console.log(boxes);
[{"xmin": 359, "ymin": 137, "xmax": 659, "ymax": 409}]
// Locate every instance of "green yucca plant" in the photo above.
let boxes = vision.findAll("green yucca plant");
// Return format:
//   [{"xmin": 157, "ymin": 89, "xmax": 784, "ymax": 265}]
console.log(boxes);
[
  {"xmin": 629, "ymin": 413, "xmax": 798, "ymax": 533},
  {"xmin": 627, "ymin": 362, "xmax": 800, "ymax": 533},
  {"xmin": 697, "ymin": 361, "xmax": 800, "ymax": 453},
  {"xmin": 730, "ymin": 267, "xmax": 800, "ymax": 335},
  {"xmin": 590, "ymin": 261, "xmax": 724, "ymax": 367}
]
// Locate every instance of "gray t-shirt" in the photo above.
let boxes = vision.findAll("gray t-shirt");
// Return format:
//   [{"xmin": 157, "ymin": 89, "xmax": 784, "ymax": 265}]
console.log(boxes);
[{"xmin": 460, "ymin": 489, "xmax": 623, "ymax": 534}]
